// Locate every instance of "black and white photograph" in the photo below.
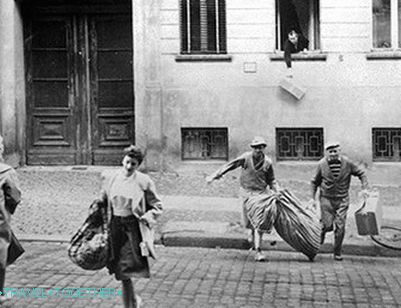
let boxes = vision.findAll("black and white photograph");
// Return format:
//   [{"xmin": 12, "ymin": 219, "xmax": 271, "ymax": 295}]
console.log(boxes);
[{"xmin": 0, "ymin": 0, "xmax": 400, "ymax": 307}]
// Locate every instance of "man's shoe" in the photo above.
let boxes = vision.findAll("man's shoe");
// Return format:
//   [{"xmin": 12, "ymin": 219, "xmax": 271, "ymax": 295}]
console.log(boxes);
[
  {"xmin": 255, "ymin": 251, "xmax": 267, "ymax": 262},
  {"xmin": 334, "ymin": 254, "xmax": 343, "ymax": 261},
  {"xmin": 135, "ymin": 295, "xmax": 142, "ymax": 308}
]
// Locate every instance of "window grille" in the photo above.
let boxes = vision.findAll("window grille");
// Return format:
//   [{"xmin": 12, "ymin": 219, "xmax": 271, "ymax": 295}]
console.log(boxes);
[
  {"xmin": 372, "ymin": 128, "xmax": 401, "ymax": 161},
  {"xmin": 180, "ymin": 0, "xmax": 227, "ymax": 54},
  {"xmin": 182, "ymin": 128, "xmax": 228, "ymax": 160},
  {"xmin": 276, "ymin": 128, "xmax": 323, "ymax": 160}
]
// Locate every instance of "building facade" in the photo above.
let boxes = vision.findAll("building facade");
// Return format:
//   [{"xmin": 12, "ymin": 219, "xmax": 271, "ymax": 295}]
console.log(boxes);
[{"xmin": 0, "ymin": 0, "xmax": 400, "ymax": 173}]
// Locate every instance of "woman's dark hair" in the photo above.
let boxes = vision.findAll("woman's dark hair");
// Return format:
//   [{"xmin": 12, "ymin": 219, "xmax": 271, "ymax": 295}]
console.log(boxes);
[{"xmin": 123, "ymin": 145, "xmax": 145, "ymax": 165}]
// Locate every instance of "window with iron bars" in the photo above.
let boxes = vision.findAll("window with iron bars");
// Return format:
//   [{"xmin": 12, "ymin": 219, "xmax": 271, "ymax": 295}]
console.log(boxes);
[
  {"xmin": 276, "ymin": 128, "xmax": 323, "ymax": 160},
  {"xmin": 372, "ymin": 128, "xmax": 401, "ymax": 161},
  {"xmin": 180, "ymin": 0, "xmax": 227, "ymax": 54},
  {"xmin": 181, "ymin": 128, "xmax": 228, "ymax": 160}
]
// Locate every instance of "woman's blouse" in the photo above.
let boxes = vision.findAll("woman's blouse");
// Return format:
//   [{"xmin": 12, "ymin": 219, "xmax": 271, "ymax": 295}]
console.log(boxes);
[{"xmin": 108, "ymin": 170, "xmax": 162, "ymax": 218}]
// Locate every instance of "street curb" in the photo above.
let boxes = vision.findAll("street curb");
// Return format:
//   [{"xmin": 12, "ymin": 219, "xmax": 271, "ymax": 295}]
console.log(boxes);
[
  {"xmin": 16, "ymin": 233, "xmax": 401, "ymax": 258},
  {"xmin": 161, "ymin": 232, "xmax": 401, "ymax": 258}
]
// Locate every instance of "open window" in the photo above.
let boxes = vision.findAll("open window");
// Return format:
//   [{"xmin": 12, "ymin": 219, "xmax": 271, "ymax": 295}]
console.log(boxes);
[
  {"xmin": 372, "ymin": 0, "xmax": 401, "ymax": 49},
  {"xmin": 180, "ymin": 0, "xmax": 227, "ymax": 54},
  {"xmin": 276, "ymin": 0, "xmax": 320, "ymax": 51}
]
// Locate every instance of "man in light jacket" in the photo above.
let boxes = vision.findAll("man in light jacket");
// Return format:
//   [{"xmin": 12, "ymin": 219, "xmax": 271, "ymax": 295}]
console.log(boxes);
[
  {"xmin": 311, "ymin": 142, "xmax": 369, "ymax": 261},
  {"xmin": 206, "ymin": 136, "xmax": 278, "ymax": 262}
]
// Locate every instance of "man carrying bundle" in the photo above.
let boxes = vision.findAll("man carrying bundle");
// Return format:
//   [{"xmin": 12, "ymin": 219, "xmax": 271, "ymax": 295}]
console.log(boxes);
[
  {"xmin": 206, "ymin": 136, "xmax": 278, "ymax": 262},
  {"xmin": 311, "ymin": 142, "xmax": 369, "ymax": 261}
]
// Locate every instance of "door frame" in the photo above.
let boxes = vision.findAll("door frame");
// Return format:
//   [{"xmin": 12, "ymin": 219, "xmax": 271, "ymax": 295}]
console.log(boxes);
[{"xmin": 23, "ymin": 1, "xmax": 134, "ymax": 165}]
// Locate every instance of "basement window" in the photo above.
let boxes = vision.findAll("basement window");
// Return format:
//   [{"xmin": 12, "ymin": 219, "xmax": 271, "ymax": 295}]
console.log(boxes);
[
  {"xmin": 372, "ymin": 128, "xmax": 401, "ymax": 161},
  {"xmin": 181, "ymin": 128, "xmax": 228, "ymax": 160},
  {"xmin": 276, "ymin": 127, "xmax": 323, "ymax": 161}
]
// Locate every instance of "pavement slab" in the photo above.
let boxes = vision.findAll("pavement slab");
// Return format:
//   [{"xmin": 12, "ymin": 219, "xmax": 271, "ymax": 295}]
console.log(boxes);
[{"xmin": 3, "ymin": 243, "xmax": 401, "ymax": 307}]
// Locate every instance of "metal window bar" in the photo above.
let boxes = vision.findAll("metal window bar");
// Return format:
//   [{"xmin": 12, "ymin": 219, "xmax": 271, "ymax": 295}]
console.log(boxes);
[
  {"xmin": 215, "ymin": 0, "xmax": 220, "ymax": 53},
  {"xmin": 276, "ymin": 128, "xmax": 323, "ymax": 160},
  {"xmin": 182, "ymin": 128, "xmax": 228, "ymax": 160},
  {"xmin": 372, "ymin": 128, "xmax": 401, "ymax": 161}
]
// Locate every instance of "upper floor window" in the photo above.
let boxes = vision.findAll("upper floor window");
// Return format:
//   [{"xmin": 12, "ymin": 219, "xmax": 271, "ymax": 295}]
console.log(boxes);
[
  {"xmin": 276, "ymin": 0, "xmax": 320, "ymax": 50},
  {"xmin": 372, "ymin": 0, "xmax": 401, "ymax": 48},
  {"xmin": 180, "ymin": 0, "xmax": 227, "ymax": 54}
]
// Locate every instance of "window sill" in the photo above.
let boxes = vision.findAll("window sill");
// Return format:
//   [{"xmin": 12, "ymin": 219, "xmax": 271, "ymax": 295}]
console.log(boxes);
[
  {"xmin": 269, "ymin": 52, "xmax": 328, "ymax": 62},
  {"xmin": 175, "ymin": 54, "xmax": 232, "ymax": 62},
  {"xmin": 366, "ymin": 51, "xmax": 401, "ymax": 60}
]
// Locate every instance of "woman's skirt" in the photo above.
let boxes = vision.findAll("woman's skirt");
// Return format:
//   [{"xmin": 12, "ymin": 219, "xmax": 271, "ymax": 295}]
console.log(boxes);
[{"xmin": 107, "ymin": 215, "xmax": 150, "ymax": 280}]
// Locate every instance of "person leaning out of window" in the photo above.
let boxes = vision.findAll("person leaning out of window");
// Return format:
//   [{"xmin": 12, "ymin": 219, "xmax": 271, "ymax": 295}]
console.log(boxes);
[
  {"xmin": 100, "ymin": 145, "xmax": 163, "ymax": 308},
  {"xmin": 284, "ymin": 29, "xmax": 309, "ymax": 78}
]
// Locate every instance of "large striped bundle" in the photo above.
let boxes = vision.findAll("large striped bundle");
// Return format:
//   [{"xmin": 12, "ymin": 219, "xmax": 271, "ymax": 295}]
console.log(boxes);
[
  {"xmin": 244, "ymin": 193, "xmax": 277, "ymax": 233},
  {"xmin": 245, "ymin": 189, "xmax": 321, "ymax": 260},
  {"xmin": 274, "ymin": 190, "xmax": 321, "ymax": 260}
]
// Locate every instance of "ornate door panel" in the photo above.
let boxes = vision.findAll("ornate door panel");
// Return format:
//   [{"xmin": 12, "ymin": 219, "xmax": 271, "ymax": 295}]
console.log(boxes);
[
  {"xmin": 26, "ymin": 16, "xmax": 78, "ymax": 164},
  {"xmin": 89, "ymin": 15, "xmax": 134, "ymax": 165},
  {"xmin": 25, "ymin": 7, "xmax": 134, "ymax": 165}
]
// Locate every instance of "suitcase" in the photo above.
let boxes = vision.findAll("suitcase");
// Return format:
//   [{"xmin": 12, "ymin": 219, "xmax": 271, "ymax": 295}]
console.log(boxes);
[
  {"xmin": 354, "ymin": 192, "xmax": 381, "ymax": 235},
  {"xmin": 279, "ymin": 78, "xmax": 306, "ymax": 100}
]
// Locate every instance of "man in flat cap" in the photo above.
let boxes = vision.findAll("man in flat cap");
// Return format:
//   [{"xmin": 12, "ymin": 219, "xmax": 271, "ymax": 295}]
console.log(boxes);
[
  {"xmin": 311, "ymin": 142, "xmax": 369, "ymax": 261},
  {"xmin": 206, "ymin": 136, "xmax": 278, "ymax": 262}
]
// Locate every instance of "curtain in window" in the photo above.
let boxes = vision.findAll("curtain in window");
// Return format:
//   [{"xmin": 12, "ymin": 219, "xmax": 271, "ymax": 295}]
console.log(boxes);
[
  {"xmin": 372, "ymin": 0, "xmax": 392, "ymax": 48},
  {"xmin": 180, "ymin": 0, "xmax": 226, "ymax": 54}
]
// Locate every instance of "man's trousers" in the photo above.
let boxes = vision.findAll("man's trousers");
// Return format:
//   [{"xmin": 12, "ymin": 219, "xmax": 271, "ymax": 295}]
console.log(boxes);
[{"xmin": 320, "ymin": 196, "xmax": 350, "ymax": 256}]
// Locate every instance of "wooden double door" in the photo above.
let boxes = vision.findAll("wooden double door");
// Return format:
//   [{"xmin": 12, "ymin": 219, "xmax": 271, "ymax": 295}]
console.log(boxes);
[{"xmin": 25, "ymin": 5, "xmax": 134, "ymax": 165}]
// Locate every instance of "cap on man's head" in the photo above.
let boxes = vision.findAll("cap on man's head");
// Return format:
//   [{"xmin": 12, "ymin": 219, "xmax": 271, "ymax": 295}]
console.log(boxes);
[
  {"xmin": 325, "ymin": 141, "xmax": 340, "ymax": 151},
  {"xmin": 250, "ymin": 136, "xmax": 267, "ymax": 148}
]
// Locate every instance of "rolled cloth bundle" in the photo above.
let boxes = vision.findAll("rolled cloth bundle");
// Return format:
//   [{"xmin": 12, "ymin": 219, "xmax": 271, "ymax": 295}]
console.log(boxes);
[
  {"xmin": 244, "ymin": 193, "xmax": 277, "ymax": 233},
  {"xmin": 245, "ymin": 189, "xmax": 321, "ymax": 260}
]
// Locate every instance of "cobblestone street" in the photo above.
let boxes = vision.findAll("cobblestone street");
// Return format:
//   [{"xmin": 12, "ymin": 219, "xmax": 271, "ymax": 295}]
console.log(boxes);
[{"xmin": 3, "ymin": 243, "xmax": 401, "ymax": 308}]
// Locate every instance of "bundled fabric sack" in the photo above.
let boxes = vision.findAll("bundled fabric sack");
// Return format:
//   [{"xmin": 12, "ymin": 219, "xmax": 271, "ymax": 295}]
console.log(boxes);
[
  {"xmin": 68, "ymin": 199, "xmax": 110, "ymax": 270},
  {"xmin": 274, "ymin": 190, "xmax": 321, "ymax": 260},
  {"xmin": 245, "ymin": 189, "xmax": 321, "ymax": 260},
  {"xmin": 244, "ymin": 193, "xmax": 277, "ymax": 233}
]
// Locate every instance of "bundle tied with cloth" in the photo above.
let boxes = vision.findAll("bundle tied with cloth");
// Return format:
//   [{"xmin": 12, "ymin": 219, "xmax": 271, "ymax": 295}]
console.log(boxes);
[
  {"xmin": 245, "ymin": 189, "xmax": 321, "ymax": 261},
  {"xmin": 68, "ymin": 199, "xmax": 110, "ymax": 270}
]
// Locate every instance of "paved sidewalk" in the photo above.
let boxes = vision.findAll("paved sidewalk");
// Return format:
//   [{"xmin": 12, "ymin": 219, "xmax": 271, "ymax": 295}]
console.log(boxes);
[
  {"xmin": 4, "ymin": 243, "xmax": 401, "ymax": 307},
  {"xmin": 11, "ymin": 167, "xmax": 401, "ymax": 258},
  {"xmin": 159, "ymin": 195, "xmax": 401, "ymax": 258}
]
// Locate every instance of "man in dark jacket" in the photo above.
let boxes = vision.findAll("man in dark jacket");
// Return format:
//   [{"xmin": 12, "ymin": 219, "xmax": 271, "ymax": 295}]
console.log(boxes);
[
  {"xmin": 311, "ymin": 142, "xmax": 369, "ymax": 261},
  {"xmin": 284, "ymin": 30, "xmax": 309, "ymax": 77}
]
